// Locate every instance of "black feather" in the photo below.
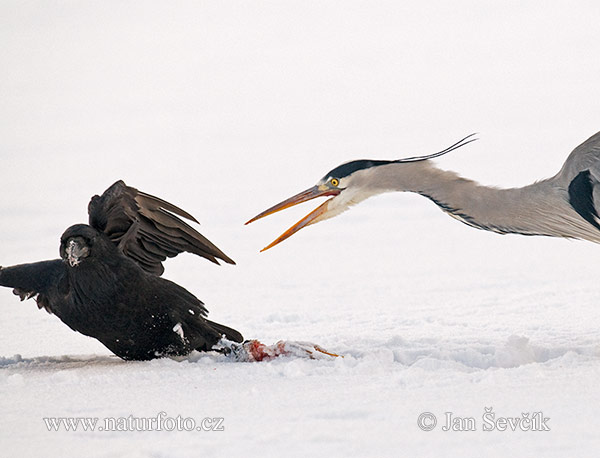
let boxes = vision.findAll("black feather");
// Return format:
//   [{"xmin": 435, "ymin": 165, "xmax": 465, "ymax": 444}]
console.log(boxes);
[
  {"xmin": 324, "ymin": 160, "xmax": 392, "ymax": 180},
  {"xmin": 88, "ymin": 180, "xmax": 235, "ymax": 275},
  {"xmin": 323, "ymin": 134, "xmax": 477, "ymax": 180},
  {"xmin": 568, "ymin": 170, "xmax": 600, "ymax": 231}
]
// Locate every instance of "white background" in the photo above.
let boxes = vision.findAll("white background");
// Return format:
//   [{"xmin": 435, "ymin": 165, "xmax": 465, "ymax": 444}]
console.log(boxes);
[{"xmin": 1, "ymin": 2, "xmax": 600, "ymax": 457}]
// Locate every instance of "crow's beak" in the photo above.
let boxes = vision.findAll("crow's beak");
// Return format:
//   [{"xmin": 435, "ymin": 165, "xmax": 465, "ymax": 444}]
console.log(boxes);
[
  {"xmin": 65, "ymin": 239, "xmax": 88, "ymax": 267},
  {"xmin": 245, "ymin": 185, "xmax": 341, "ymax": 251}
]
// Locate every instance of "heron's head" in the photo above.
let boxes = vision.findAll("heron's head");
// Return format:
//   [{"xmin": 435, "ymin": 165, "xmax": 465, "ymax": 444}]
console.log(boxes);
[
  {"xmin": 245, "ymin": 134, "xmax": 477, "ymax": 251},
  {"xmin": 59, "ymin": 224, "xmax": 99, "ymax": 267},
  {"xmin": 245, "ymin": 160, "xmax": 394, "ymax": 251}
]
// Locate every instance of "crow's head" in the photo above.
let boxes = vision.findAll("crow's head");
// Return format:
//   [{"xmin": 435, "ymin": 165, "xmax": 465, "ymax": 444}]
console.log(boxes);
[{"xmin": 59, "ymin": 224, "xmax": 100, "ymax": 267}]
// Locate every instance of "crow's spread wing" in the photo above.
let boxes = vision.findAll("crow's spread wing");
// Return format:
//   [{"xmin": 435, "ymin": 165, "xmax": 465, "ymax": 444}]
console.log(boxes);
[
  {"xmin": 0, "ymin": 260, "xmax": 66, "ymax": 313},
  {"xmin": 88, "ymin": 181, "xmax": 234, "ymax": 275}
]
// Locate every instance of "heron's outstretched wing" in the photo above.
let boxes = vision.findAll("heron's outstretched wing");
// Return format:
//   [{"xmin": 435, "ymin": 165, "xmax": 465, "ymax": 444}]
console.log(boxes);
[
  {"xmin": 555, "ymin": 131, "xmax": 600, "ymax": 231},
  {"xmin": 88, "ymin": 181, "xmax": 235, "ymax": 276},
  {"xmin": 557, "ymin": 131, "xmax": 600, "ymax": 183}
]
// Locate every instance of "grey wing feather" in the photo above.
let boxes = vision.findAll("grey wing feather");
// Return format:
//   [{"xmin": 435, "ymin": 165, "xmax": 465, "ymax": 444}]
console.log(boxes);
[
  {"xmin": 555, "ymin": 131, "xmax": 600, "ymax": 230},
  {"xmin": 88, "ymin": 181, "xmax": 235, "ymax": 276},
  {"xmin": 556, "ymin": 130, "xmax": 600, "ymax": 184}
]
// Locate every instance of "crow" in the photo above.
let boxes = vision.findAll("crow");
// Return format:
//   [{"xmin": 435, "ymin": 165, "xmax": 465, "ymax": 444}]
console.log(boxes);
[{"xmin": 0, "ymin": 180, "xmax": 243, "ymax": 360}]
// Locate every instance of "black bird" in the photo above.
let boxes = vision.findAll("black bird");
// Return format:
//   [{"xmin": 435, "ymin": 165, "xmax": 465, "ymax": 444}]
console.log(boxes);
[{"xmin": 0, "ymin": 181, "xmax": 243, "ymax": 360}]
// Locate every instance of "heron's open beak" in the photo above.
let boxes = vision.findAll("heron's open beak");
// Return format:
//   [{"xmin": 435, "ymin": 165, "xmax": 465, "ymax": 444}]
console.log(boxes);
[{"xmin": 245, "ymin": 185, "xmax": 341, "ymax": 251}]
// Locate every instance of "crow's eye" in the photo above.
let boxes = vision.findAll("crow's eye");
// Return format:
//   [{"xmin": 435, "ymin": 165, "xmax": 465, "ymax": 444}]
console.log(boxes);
[{"xmin": 330, "ymin": 178, "xmax": 339, "ymax": 187}]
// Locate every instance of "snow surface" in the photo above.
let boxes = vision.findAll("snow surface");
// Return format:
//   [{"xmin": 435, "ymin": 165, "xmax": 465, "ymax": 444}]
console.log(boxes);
[{"xmin": 2, "ymin": 1, "xmax": 600, "ymax": 457}]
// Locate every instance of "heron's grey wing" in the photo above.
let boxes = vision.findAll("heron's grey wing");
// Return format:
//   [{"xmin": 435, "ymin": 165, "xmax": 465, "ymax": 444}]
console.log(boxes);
[
  {"xmin": 557, "ymin": 131, "xmax": 600, "ymax": 183},
  {"xmin": 0, "ymin": 260, "xmax": 67, "ymax": 313},
  {"xmin": 88, "ymin": 181, "xmax": 235, "ymax": 276},
  {"xmin": 556, "ymin": 131, "xmax": 600, "ymax": 231}
]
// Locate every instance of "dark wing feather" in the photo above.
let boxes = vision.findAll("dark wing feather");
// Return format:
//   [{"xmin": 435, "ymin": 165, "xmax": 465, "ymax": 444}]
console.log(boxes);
[
  {"xmin": 569, "ymin": 170, "xmax": 600, "ymax": 231},
  {"xmin": 88, "ymin": 181, "xmax": 235, "ymax": 275},
  {"xmin": 0, "ymin": 260, "xmax": 66, "ymax": 314}
]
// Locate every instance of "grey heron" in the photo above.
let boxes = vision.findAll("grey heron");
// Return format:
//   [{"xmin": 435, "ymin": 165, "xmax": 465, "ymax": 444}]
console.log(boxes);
[{"xmin": 246, "ymin": 131, "xmax": 600, "ymax": 251}]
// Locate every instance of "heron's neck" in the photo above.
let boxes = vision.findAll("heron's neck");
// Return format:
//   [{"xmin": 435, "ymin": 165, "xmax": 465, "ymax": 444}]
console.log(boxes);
[{"xmin": 370, "ymin": 161, "xmax": 589, "ymax": 238}]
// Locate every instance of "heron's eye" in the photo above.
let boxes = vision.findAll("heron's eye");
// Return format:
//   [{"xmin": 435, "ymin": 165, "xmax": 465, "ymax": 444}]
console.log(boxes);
[{"xmin": 330, "ymin": 178, "xmax": 339, "ymax": 187}]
